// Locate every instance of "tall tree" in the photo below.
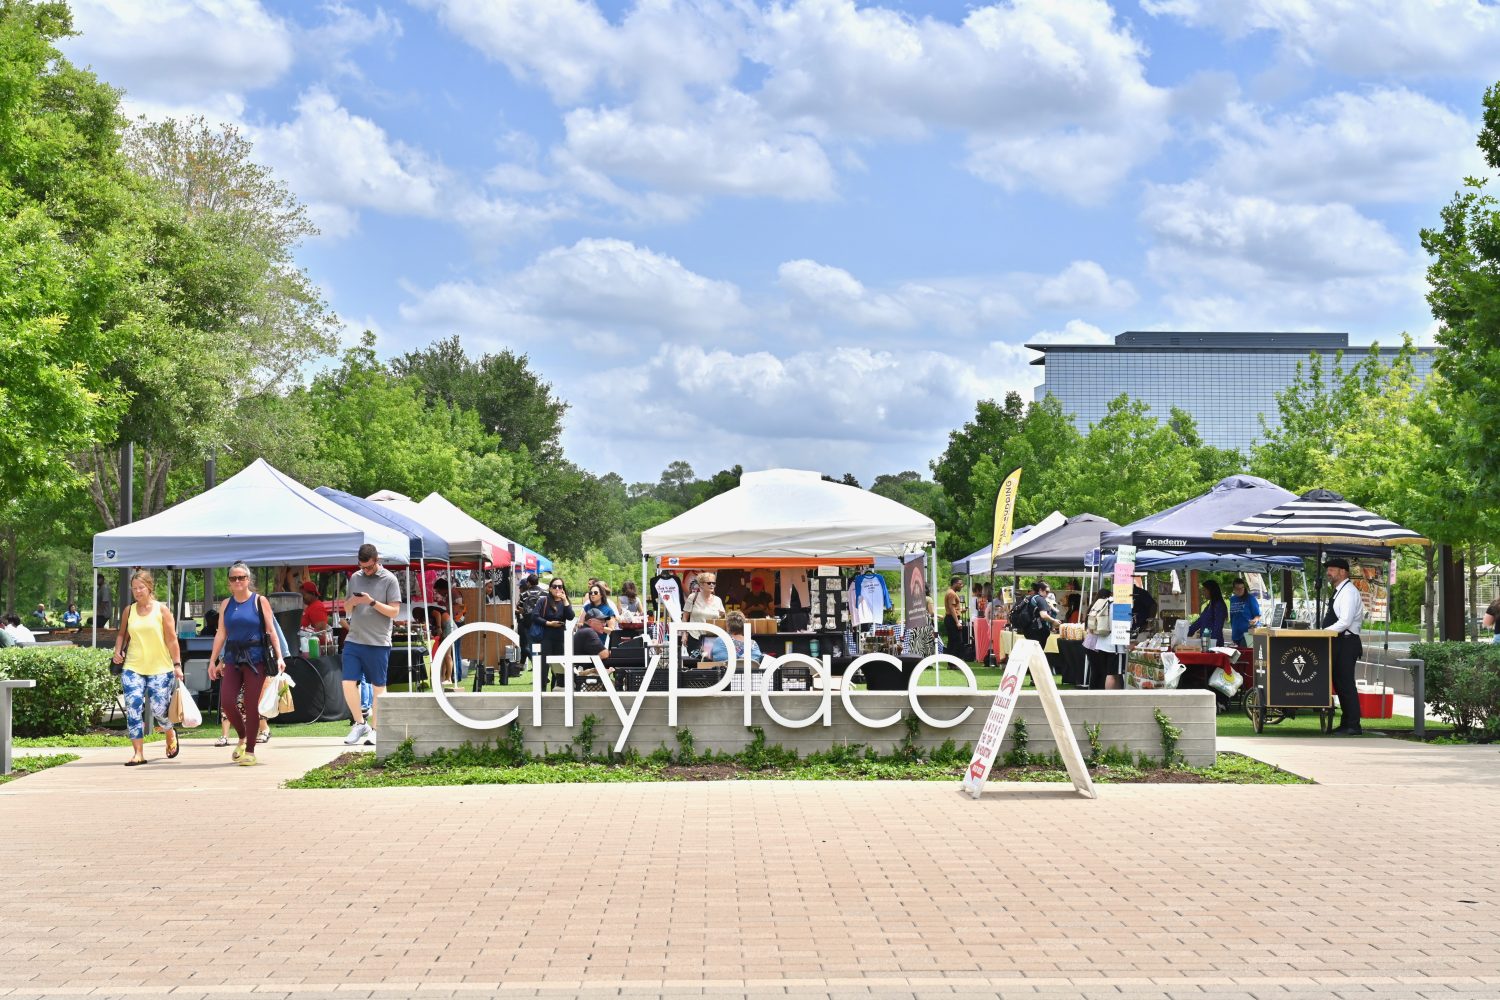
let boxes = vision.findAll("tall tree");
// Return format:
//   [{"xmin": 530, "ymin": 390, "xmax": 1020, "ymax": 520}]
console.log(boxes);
[
  {"xmin": 393, "ymin": 335, "xmax": 568, "ymax": 460},
  {"xmin": 76, "ymin": 115, "xmax": 338, "ymax": 525},
  {"xmin": 1048, "ymin": 396, "xmax": 1222, "ymax": 526},
  {"xmin": 1420, "ymin": 81, "xmax": 1500, "ymax": 512},
  {"xmin": 0, "ymin": 1, "xmax": 140, "ymax": 506}
]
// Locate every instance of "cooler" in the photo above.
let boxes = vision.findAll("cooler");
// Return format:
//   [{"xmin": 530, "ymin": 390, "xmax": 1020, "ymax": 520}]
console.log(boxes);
[{"xmin": 1357, "ymin": 683, "xmax": 1394, "ymax": 719}]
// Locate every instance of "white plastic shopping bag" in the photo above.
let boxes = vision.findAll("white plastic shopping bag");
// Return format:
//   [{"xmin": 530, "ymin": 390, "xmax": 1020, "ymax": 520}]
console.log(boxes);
[
  {"xmin": 1160, "ymin": 651, "xmax": 1185, "ymax": 690},
  {"xmin": 257, "ymin": 672, "xmax": 295, "ymax": 719},
  {"xmin": 177, "ymin": 682, "xmax": 203, "ymax": 729},
  {"xmin": 1207, "ymin": 665, "xmax": 1243, "ymax": 698}
]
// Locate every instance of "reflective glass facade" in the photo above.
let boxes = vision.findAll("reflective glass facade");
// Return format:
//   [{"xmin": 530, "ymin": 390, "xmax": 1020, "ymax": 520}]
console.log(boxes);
[{"xmin": 1032, "ymin": 334, "xmax": 1436, "ymax": 456}]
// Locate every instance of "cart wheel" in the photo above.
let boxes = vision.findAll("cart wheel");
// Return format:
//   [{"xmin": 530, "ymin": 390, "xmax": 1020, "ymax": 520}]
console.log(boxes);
[
  {"xmin": 1249, "ymin": 690, "xmax": 1266, "ymax": 734},
  {"xmin": 1319, "ymin": 709, "xmax": 1335, "ymax": 734}
]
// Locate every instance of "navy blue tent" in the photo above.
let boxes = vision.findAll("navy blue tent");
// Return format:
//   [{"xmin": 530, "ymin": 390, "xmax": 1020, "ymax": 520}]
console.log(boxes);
[
  {"xmin": 314, "ymin": 487, "xmax": 451, "ymax": 563},
  {"xmin": 1100, "ymin": 475, "xmax": 1384, "ymax": 560},
  {"xmin": 992, "ymin": 513, "xmax": 1120, "ymax": 574}
]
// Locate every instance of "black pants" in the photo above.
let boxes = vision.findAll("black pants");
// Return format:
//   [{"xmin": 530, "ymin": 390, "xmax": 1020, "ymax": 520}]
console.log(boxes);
[
  {"xmin": 1332, "ymin": 632, "xmax": 1363, "ymax": 727},
  {"xmin": 942, "ymin": 614, "xmax": 963, "ymax": 658}
]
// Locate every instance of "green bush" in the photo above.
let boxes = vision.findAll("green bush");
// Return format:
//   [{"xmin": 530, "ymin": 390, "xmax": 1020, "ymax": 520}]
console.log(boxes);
[
  {"xmin": 1411, "ymin": 642, "xmax": 1500, "ymax": 741},
  {"xmin": 0, "ymin": 646, "xmax": 116, "ymax": 737},
  {"xmin": 1392, "ymin": 568, "xmax": 1427, "ymax": 626}
]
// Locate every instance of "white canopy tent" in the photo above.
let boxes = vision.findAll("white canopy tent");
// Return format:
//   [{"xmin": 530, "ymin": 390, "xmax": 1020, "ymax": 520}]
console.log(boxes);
[
  {"xmin": 366, "ymin": 490, "xmax": 503, "ymax": 567},
  {"xmin": 91, "ymin": 459, "xmax": 410, "ymax": 646},
  {"xmin": 641, "ymin": 468, "xmax": 936, "ymax": 559},
  {"xmin": 94, "ymin": 459, "xmax": 410, "ymax": 570}
]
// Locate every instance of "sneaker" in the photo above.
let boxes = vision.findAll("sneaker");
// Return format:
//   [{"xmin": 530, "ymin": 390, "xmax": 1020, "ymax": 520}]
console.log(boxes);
[
  {"xmin": 363, "ymin": 728, "xmax": 377, "ymax": 746},
  {"xmin": 238, "ymin": 753, "xmax": 258, "ymax": 767},
  {"xmin": 344, "ymin": 722, "xmax": 370, "ymax": 745}
]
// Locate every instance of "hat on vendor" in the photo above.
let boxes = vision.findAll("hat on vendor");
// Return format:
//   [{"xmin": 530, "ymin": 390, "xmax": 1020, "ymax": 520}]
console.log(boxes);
[
  {"xmin": 584, "ymin": 607, "xmax": 610, "ymax": 622},
  {"xmin": 300, "ymin": 580, "xmax": 322, "ymax": 597},
  {"xmin": 1324, "ymin": 557, "xmax": 1350, "ymax": 572}
]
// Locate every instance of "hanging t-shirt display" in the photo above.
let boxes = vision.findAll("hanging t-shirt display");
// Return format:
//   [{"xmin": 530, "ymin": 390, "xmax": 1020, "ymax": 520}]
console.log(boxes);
[
  {"xmin": 847, "ymin": 570, "xmax": 892, "ymax": 627},
  {"xmin": 780, "ymin": 570, "xmax": 809, "ymax": 610},
  {"xmin": 651, "ymin": 572, "xmax": 682, "ymax": 613}
]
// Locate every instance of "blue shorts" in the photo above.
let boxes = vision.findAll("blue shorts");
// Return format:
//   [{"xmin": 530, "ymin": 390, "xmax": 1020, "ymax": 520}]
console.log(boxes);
[{"xmin": 342, "ymin": 641, "xmax": 391, "ymax": 687}]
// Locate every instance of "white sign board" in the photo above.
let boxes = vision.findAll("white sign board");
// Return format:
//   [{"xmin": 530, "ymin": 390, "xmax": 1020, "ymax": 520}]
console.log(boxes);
[{"xmin": 961, "ymin": 638, "xmax": 1096, "ymax": 800}]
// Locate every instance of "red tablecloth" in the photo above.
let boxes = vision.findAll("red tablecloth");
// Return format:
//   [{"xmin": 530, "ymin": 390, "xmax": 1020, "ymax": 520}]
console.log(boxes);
[{"xmin": 1169, "ymin": 648, "xmax": 1253, "ymax": 686}]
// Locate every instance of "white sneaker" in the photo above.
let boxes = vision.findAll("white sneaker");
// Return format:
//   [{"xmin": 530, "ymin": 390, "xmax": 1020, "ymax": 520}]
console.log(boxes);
[
  {"xmin": 344, "ymin": 722, "xmax": 370, "ymax": 745},
  {"xmin": 363, "ymin": 728, "xmax": 377, "ymax": 747}
]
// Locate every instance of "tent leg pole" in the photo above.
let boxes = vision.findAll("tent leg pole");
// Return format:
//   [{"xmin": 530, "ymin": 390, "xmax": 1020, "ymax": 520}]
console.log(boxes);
[
  {"xmin": 91, "ymin": 574, "xmax": 98, "ymax": 647},
  {"xmin": 928, "ymin": 544, "xmax": 937, "ymax": 684}
]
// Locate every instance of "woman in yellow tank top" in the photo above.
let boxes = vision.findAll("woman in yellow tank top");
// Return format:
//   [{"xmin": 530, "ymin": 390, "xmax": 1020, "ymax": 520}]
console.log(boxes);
[{"xmin": 109, "ymin": 570, "xmax": 184, "ymax": 766}]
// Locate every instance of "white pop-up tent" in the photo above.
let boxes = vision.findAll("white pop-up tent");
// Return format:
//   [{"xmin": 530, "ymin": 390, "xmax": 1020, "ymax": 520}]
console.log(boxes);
[
  {"xmin": 641, "ymin": 468, "xmax": 936, "ymax": 560},
  {"xmin": 366, "ymin": 490, "xmax": 504, "ymax": 567},
  {"xmin": 93, "ymin": 459, "xmax": 410, "ymax": 570}
]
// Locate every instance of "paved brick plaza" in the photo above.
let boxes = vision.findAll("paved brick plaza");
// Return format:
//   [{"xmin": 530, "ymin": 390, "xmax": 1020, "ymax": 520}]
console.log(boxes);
[{"xmin": 3, "ymin": 736, "xmax": 1499, "ymax": 1000}]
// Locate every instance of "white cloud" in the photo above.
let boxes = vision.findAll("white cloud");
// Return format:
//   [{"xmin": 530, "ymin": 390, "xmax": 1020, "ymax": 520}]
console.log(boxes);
[
  {"xmin": 400, "ymin": 238, "xmax": 749, "ymax": 342},
  {"xmin": 251, "ymin": 89, "xmax": 443, "ymax": 217},
  {"xmin": 1141, "ymin": 181, "xmax": 1423, "ymax": 325},
  {"xmin": 66, "ymin": 0, "xmax": 294, "ymax": 105},
  {"xmin": 1034, "ymin": 261, "xmax": 1137, "ymax": 311},
  {"xmin": 559, "ymin": 92, "xmax": 836, "ymax": 200},
  {"xmin": 757, "ymin": 0, "xmax": 1171, "ymax": 200},
  {"xmin": 301, "ymin": 2, "xmax": 403, "ymax": 79},
  {"xmin": 776, "ymin": 260, "xmax": 1023, "ymax": 333},
  {"xmin": 1029, "ymin": 320, "xmax": 1111, "ymax": 345},
  {"xmin": 1207, "ymin": 89, "xmax": 1483, "ymax": 204},
  {"xmin": 1143, "ymin": 0, "xmax": 1500, "ymax": 79},
  {"xmin": 421, "ymin": 0, "xmax": 1170, "ymax": 205},
  {"xmin": 411, "ymin": 0, "xmax": 744, "ymax": 107}
]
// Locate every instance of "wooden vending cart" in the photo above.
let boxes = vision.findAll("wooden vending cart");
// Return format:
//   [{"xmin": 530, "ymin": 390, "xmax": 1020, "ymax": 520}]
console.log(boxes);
[{"xmin": 1246, "ymin": 627, "xmax": 1337, "ymax": 734}]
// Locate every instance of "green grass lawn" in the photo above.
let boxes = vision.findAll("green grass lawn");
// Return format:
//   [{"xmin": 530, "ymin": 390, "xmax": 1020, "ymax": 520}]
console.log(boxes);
[
  {"xmin": 0, "ymin": 752, "xmax": 79, "ymax": 783},
  {"xmin": 1214, "ymin": 710, "xmax": 1447, "ymax": 739}
]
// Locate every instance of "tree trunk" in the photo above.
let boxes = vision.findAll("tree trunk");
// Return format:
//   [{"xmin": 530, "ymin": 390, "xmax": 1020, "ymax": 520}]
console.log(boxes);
[
  {"xmin": 1469, "ymin": 542, "xmax": 1479, "ymax": 642},
  {"xmin": 66, "ymin": 561, "xmax": 78, "ymax": 608},
  {"xmin": 1423, "ymin": 546, "xmax": 1436, "ymax": 642}
]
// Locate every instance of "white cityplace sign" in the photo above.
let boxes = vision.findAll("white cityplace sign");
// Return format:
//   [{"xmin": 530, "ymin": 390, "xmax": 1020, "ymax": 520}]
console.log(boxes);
[
  {"xmin": 960, "ymin": 637, "xmax": 1095, "ymax": 800},
  {"xmin": 428, "ymin": 620, "xmax": 984, "ymax": 754}
]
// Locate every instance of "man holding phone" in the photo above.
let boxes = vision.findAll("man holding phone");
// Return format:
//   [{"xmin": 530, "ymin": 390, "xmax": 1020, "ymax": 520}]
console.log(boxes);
[{"xmin": 343, "ymin": 544, "xmax": 401, "ymax": 746}]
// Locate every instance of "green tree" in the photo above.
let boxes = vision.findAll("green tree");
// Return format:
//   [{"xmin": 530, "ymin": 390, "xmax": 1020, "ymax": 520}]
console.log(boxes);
[
  {"xmin": 931, "ymin": 394, "xmax": 1081, "ymax": 559},
  {"xmin": 78, "ymin": 114, "xmax": 337, "ymax": 525},
  {"xmin": 1048, "ymin": 396, "xmax": 1219, "ymax": 525},
  {"xmin": 1420, "ymin": 81, "xmax": 1500, "ymax": 512},
  {"xmin": 0, "ymin": 1, "xmax": 141, "ymax": 506},
  {"xmin": 392, "ymin": 335, "xmax": 567, "ymax": 460}
]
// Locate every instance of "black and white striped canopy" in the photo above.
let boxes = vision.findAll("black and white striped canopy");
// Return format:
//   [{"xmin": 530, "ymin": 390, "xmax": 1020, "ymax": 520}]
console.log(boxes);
[{"xmin": 1212, "ymin": 489, "xmax": 1429, "ymax": 548}]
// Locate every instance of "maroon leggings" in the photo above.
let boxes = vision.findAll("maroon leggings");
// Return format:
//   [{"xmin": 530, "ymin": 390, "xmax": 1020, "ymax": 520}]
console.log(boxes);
[{"xmin": 220, "ymin": 663, "xmax": 266, "ymax": 752}]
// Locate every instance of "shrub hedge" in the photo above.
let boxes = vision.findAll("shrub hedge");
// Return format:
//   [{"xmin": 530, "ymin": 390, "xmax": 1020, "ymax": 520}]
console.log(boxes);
[
  {"xmin": 1410, "ymin": 641, "xmax": 1500, "ymax": 741},
  {"xmin": 0, "ymin": 646, "xmax": 115, "ymax": 737}
]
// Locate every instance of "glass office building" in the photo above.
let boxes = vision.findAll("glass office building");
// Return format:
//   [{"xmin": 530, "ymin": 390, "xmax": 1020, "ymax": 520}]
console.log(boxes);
[{"xmin": 1030, "ymin": 331, "xmax": 1436, "ymax": 456}]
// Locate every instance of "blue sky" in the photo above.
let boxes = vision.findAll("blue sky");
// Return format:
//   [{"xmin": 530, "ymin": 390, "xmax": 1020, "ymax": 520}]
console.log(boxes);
[{"xmin": 61, "ymin": 0, "xmax": 1500, "ymax": 485}]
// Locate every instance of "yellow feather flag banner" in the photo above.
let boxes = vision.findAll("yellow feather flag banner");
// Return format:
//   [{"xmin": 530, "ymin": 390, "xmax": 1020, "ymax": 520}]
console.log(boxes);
[{"xmin": 991, "ymin": 467, "xmax": 1022, "ymax": 560}]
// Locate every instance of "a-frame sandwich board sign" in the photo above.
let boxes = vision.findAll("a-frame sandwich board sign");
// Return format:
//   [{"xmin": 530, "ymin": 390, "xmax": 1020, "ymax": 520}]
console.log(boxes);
[{"xmin": 961, "ymin": 637, "xmax": 1096, "ymax": 800}]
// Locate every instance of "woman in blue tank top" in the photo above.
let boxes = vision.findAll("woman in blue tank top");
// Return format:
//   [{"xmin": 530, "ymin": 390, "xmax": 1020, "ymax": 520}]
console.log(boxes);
[{"xmin": 208, "ymin": 562, "xmax": 286, "ymax": 766}]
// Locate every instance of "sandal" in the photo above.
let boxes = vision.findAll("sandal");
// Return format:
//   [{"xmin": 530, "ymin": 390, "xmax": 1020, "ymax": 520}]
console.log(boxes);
[
  {"xmin": 231, "ymin": 740, "xmax": 246, "ymax": 762},
  {"xmin": 259, "ymin": 727, "xmax": 271, "ymax": 743},
  {"xmin": 214, "ymin": 736, "xmax": 229, "ymax": 748},
  {"xmin": 158, "ymin": 727, "xmax": 180, "ymax": 759},
  {"xmin": 124, "ymin": 757, "xmax": 148, "ymax": 767}
]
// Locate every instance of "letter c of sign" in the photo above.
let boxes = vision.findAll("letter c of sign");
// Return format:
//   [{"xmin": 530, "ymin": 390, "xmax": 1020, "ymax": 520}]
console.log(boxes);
[{"xmin": 430, "ymin": 622, "xmax": 520, "ymax": 730}]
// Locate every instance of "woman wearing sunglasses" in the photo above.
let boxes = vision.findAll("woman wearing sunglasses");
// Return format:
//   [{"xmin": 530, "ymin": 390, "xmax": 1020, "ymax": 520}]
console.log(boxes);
[
  {"xmin": 580, "ymin": 582, "xmax": 619, "ymax": 631},
  {"xmin": 532, "ymin": 578, "xmax": 575, "ymax": 691},
  {"xmin": 207, "ymin": 562, "xmax": 287, "ymax": 766}
]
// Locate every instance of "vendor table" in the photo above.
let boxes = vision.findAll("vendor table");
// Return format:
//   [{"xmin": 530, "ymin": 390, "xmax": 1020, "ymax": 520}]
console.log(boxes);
[{"xmin": 1054, "ymin": 638, "xmax": 1087, "ymax": 687}]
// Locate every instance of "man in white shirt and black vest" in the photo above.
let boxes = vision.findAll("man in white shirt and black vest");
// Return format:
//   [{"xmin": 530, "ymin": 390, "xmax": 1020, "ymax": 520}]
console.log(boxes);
[{"xmin": 1321, "ymin": 557, "xmax": 1365, "ymax": 735}]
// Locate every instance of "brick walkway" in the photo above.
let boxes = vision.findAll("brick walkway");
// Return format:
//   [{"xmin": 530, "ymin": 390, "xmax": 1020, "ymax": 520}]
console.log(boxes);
[{"xmin": 3, "ymin": 735, "xmax": 1499, "ymax": 1000}]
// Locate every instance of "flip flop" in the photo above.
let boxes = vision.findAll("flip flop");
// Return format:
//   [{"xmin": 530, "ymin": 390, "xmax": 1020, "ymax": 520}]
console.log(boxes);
[
  {"xmin": 164, "ymin": 729, "xmax": 180, "ymax": 759},
  {"xmin": 124, "ymin": 758, "xmax": 148, "ymax": 767}
]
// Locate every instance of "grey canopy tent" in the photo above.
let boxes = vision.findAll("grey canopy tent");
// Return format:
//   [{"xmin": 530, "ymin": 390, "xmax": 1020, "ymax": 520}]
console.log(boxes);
[{"xmin": 991, "ymin": 513, "xmax": 1120, "ymax": 575}]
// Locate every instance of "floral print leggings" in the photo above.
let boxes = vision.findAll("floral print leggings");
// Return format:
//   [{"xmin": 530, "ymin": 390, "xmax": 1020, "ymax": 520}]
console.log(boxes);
[{"xmin": 122, "ymin": 669, "xmax": 176, "ymax": 740}]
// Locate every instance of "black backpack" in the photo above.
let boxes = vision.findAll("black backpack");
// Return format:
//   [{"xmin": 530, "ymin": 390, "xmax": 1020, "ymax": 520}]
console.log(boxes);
[{"xmin": 1008, "ymin": 596, "xmax": 1037, "ymax": 637}]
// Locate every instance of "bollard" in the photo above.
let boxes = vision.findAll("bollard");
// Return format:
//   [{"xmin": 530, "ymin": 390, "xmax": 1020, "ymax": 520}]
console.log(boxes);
[
  {"xmin": 1397, "ymin": 658, "xmax": 1425, "ymax": 738},
  {"xmin": 1, "ymin": 679, "xmax": 38, "ymax": 775}
]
